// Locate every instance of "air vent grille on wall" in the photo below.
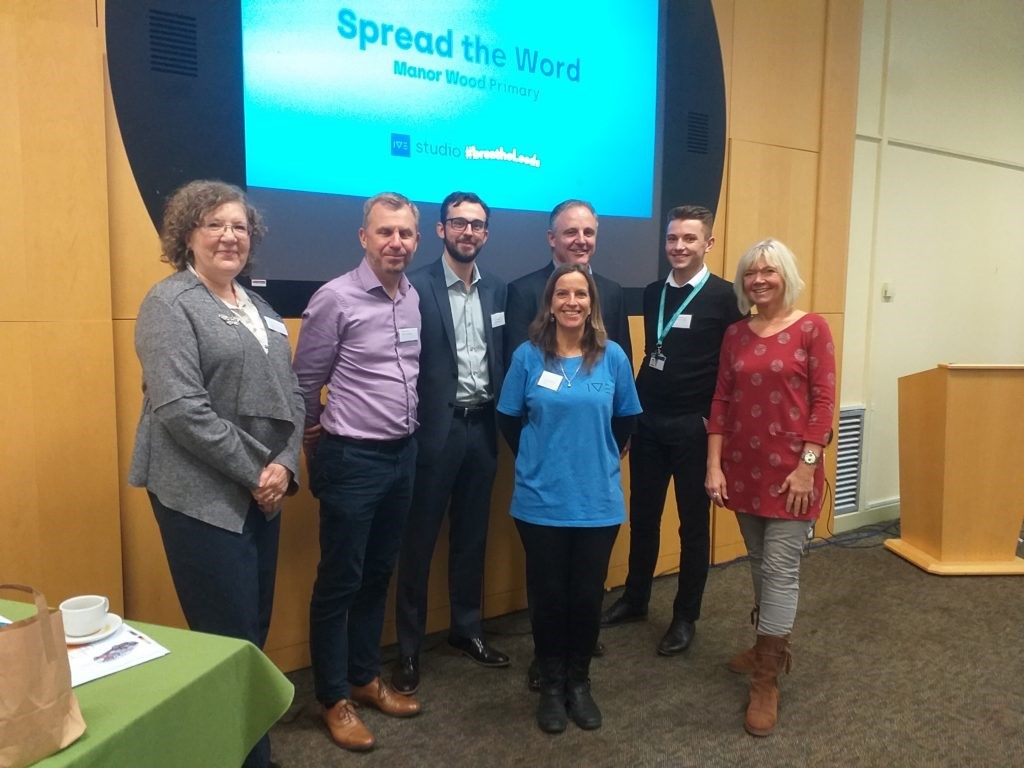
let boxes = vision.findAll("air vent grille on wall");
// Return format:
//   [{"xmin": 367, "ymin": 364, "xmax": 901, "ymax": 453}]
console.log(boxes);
[
  {"xmin": 686, "ymin": 112, "xmax": 710, "ymax": 154},
  {"xmin": 835, "ymin": 407, "xmax": 865, "ymax": 514},
  {"xmin": 149, "ymin": 10, "xmax": 198, "ymax": 77}
]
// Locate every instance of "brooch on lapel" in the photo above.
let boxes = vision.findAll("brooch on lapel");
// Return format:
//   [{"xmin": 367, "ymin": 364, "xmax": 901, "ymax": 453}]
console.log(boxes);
[{"xmin": 218, "ymin": 313, "xmax": 241, "ymax": 326}]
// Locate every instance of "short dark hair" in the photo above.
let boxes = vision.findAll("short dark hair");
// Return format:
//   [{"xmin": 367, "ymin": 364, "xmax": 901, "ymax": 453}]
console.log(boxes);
[
  {"xmin": 667, "ymin": 205, "xmax": 714, "ymax": 238},
  {"xmin": 160, "ymin": 180, "xmax": 266, "ymax": 271},
  {"xmin": 527, "ymin": 263, "xmax": 607, "ymax": 372},
  {"xmin": 363, "ymin": 192, "xmax": 419, "ymax": 228},
  {"xmin": 439, "ymin": 191, "xmax": 490, "ymax": 224},
  {"xmin": 548, "ymin": 199, "xmax": 596, "ymax": 230}
]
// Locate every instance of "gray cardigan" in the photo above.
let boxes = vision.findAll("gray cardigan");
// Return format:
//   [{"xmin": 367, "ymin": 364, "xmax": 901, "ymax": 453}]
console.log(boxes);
[{"xmin": 129, "ymin": 270, "xmax": 304, "ymax": 533}]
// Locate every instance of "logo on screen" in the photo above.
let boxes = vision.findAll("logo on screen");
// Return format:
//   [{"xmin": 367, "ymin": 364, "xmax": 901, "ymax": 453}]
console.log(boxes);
[{"xmin": 391, "ymin": 133, "xmax": 411, "ymax": 157}]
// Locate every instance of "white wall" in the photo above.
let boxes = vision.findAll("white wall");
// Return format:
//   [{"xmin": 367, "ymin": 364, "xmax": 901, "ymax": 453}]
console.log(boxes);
[{"xmin": 841, "ymin": 0, "xmax": 1024, "ymax": 527}]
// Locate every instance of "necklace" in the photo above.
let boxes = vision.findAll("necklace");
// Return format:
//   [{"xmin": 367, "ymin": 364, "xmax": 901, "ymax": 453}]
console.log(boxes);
[{"xmin": 558, "ymin": 359, "xmax": 583, "ymax": 388}]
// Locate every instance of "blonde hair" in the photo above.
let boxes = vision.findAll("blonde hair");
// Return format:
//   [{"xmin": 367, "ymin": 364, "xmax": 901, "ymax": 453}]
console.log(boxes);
[{"xmin": 733, "ymin": 238, "xmax": 805, "ymax": 314}]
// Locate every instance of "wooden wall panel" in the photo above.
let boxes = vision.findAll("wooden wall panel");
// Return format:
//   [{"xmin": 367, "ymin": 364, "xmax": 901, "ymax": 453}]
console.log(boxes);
[
  {"xmin": 1, "ymin": 322, "xmax": 122, "ymax": 607},
  {"xmin": 0, "ymin": 6, "xmax": 110, "ymax": 322},
  {"xmin": 723, "ymin": 139, "xmax": 819, "ymax": 303},
  {"xmin": 1, "ymin": 2, "xmax": 122, "ymax": 612},
  {"xmin": 730, "ymin": 0, "xmax": 826, "ymax": 152},
  {"xmin": 812, "ymin": 0, "xmax": 863, "ymax": 313}
]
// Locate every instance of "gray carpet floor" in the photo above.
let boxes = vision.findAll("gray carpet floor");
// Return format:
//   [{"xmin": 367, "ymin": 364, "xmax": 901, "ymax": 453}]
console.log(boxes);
[{"xmin": 270, "ymin": 524, "xmax": 1024, "ymax": 767}]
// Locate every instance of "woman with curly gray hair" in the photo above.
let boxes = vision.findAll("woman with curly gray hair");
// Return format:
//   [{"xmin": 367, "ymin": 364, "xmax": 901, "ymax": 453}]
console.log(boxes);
[{"xmin": 129, "ymin": 180, "xmax": 304, "ymax": 768}]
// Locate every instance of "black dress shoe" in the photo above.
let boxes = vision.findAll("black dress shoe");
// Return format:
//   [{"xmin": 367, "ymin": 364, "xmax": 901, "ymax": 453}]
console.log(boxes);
[
  {"xmin": 391, "ymin": 655, "xmax": 420, "ymax": 694},
  {"xmin": 592, "ymin": 640, "xmax": 605, "ymax": 658},
  {"xmin": 600, "ymin": 597, "xmax": 648, "ymax": 627},
  {"xmin": 448, "ymin": 635, "xmax": 510, "ymax": 667},
  {"xmin": 657, "ymin": 619, "xmax": 695, "ymax": 656}
]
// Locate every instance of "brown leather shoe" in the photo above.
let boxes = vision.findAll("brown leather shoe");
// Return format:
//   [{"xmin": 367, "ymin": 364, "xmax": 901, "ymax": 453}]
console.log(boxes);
[
  {"xmin": 322, "ymin": 699, "xmax": 375, "ymax": 752},
  {"xmin": 350, "ymin": 676, "xmax": 421, "ymax": 718}
]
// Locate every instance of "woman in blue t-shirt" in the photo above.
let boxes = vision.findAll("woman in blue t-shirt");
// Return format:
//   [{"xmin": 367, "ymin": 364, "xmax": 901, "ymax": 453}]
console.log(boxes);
[{"xmin": 498, "ymin": 264, "xmax": 641, "ymax": 734}]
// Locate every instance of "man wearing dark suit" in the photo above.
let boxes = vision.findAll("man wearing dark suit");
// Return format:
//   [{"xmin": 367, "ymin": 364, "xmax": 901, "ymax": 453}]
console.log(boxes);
[
  {"xmin": 505, "ymin": 199, "xmax": 632, "ymax": 363},
  {"xmin": 504, "ymin": 199, "xmax": 633, "ymax": 690},
  {"xmin": 392, "ymin": 192, "xmax": 509, "ymax": 695}
]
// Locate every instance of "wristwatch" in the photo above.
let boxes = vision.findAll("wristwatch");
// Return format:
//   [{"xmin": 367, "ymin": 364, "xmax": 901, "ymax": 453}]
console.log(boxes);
[{"xmin": 801, "ymin": 450, "xmax": 820, "ymax": 466}]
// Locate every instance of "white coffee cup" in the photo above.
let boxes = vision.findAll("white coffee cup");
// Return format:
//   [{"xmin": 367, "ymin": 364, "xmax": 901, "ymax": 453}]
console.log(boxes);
[{"xmin": 60, "ymin": 594, "xmax": 109, "ymax": 637}]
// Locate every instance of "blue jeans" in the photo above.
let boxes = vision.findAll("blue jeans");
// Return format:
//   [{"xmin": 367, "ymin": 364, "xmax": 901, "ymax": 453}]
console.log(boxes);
[{"xmin": 308, "ymin": 434, "xmax": 417, "ymax": 706}]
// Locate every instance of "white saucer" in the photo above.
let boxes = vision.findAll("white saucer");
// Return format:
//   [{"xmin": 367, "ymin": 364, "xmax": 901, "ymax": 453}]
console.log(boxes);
[{"xmin": 65, "ymin": 613, "xmax": 123, "ymax": 646}]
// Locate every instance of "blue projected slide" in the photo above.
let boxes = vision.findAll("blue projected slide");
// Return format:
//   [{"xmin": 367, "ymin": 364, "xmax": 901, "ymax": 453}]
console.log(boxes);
[{"xmin": 242, "ymin": 1, "xmax": 659, "ymax": 217}]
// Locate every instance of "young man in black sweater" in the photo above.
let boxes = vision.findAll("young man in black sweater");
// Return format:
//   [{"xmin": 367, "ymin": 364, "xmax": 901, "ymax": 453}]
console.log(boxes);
[{"xmin": 601, "ymin": 205, "xmax": 744, "ymax": 654}]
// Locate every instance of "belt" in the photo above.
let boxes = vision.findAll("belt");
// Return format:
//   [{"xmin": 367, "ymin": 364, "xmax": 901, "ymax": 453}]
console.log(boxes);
[
  {"xmin": 452, "ymin": 402, "xmax": 494, "ymax": 420},
  {"xmin": 327, "ymin": 433, "xmax": 412, "ymax": 453}
]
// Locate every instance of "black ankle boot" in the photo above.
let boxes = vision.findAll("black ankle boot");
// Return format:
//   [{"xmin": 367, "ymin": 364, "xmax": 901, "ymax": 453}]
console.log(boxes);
[
  {"xmin": 536, "ymin": 657, "xmax": 568, "ymax": 734},
  {"xmin": 566, "ymin": 656, "xmax": 602, "ymax": 730}
]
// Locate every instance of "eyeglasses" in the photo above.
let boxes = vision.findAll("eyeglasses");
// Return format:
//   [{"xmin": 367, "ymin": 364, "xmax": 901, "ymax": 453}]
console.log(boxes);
[
  {"xmin": 445, "ymin": 217, "xmax": 487, "ymax": 233},
  {"xmin": 200, "ymin": 221, "xmax": 251, "ymax": 238}
]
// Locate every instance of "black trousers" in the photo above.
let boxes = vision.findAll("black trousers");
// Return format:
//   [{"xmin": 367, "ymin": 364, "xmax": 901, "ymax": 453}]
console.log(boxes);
[
  {"xmin": 516, "ymin": 519, "xmax": 618, "ymax": 662},
  {"xmin": 624, "ymin": 415, "xmax": 711, "ymax": 623},
  {"xmin": 396, "ymin": 414, "xmax": 497, "ymax": 655},
  {"xmin": 150, "ymin": 492, "xmax": 279, "ymax": 768}
]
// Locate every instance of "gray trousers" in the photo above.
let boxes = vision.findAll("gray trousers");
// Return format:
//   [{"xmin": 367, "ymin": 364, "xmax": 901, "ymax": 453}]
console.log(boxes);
[{"xmin": 736, "ymin": 514, "xmax": 812, "ymax": 636}]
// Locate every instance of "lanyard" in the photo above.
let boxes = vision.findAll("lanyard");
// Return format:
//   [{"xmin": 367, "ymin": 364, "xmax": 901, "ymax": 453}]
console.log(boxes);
[{"xmin": 656, "ymin": 270, "xmax": 710, "ymax": 349}]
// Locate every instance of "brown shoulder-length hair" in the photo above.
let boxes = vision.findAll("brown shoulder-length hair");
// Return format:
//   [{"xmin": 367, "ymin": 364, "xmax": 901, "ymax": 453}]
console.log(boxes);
[
  {"xmin": 527, "ymin": 263, "xmax": 607, "ymax": 372},
  {"xmin": 160, "ymin": 179, "xmax": 267, "ymax": 271}
]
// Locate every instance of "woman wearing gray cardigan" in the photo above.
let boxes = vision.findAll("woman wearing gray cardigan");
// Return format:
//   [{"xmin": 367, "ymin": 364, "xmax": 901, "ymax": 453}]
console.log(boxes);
[{"xmin": 129, "ymin": 180, "xmax": 304, "ymax": 768}]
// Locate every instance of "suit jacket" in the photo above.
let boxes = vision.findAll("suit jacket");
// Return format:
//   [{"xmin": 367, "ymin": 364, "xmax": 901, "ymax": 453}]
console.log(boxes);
[
  {"xmin": 129, "ymin": 270, "xmax": 304, "ymax": 533},
  {"xmin": 408, "ymin": 258, "xmax": 507, "ymax": 466},
  {"xmin": 504, "ymin": 262, "xmax": 633, "ymax": 366}
]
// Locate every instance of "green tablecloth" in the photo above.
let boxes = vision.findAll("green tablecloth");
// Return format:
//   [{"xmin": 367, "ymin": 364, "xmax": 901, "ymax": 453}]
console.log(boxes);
[{"xmin": 0, "ymin": 598, "xmax": 294, "ymax": 768}]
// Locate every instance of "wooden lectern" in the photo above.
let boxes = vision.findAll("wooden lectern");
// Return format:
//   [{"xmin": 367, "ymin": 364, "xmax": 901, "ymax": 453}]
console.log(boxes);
[{"xmin": 886, "ymin": 364, "xmax": 1024, "ymax": 575}]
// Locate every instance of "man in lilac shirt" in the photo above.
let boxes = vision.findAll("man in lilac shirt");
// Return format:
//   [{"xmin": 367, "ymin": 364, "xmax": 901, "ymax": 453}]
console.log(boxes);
[{"xmin": 293, "ymin": 192, "xmax": 423, "ymax": 753}]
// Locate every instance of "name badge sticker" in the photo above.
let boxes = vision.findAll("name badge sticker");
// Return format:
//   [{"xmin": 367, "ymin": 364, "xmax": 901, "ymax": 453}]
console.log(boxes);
[
  {"xmin": 264, "ymin": 317, "xmax": 288, "ymax": 336},
  {"xmin": 491, "ymin": 311, "xmax": 506, "ymax": 328},
  {"xmin": 398, "ymin": 327, "xmax": 419, "ymax": 343},
  {"xmin": 537, "ymin": 370, "xmax": 562, "ymax": 391},
  {"xmin": 673, "ymin": 314, "xmax": 693, "ymax": 329}
]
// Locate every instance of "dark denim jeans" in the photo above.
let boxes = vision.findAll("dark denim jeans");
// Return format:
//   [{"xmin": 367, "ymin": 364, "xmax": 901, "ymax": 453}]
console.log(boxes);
[{"xmin": 308, "ymin": 435, "xmax": 417, "ymax": 706}]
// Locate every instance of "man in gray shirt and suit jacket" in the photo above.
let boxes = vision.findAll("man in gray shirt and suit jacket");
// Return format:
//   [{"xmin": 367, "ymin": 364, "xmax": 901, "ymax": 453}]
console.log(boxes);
[{"xmin": 392, "ymin": 191, "xmax": 509, "ymax": 695}]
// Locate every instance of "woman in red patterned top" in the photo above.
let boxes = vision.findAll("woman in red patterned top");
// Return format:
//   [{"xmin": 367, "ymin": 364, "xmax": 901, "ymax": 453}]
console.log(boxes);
[{"xmin": 705, "ymin": 238, "xmax": 836, "ymax": 738}]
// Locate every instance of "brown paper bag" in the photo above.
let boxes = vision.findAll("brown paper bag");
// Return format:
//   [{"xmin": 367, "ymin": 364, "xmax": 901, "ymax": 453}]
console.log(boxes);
[{"xmin": 0, "ymin": 584, "xmax": 86, "ymax": 768}]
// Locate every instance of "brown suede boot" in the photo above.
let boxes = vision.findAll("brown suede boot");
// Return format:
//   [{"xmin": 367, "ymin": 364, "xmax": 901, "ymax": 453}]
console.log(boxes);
[
  {"xmin": 744, "ymin": 634, "xmax": 791, "ymax": 737},
  {"xmin": 726, "ymin": 605, "xmax": 759, "ymax": 674},
  {"xmin": 727, "ymin": 645, "xmax": 757, "ymax": 674}
]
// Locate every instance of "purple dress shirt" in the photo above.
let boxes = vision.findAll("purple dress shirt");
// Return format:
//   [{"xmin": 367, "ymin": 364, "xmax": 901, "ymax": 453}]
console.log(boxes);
[{"xmin": 293, "ymin": 258, "xmax": 421, "ymax": 440}]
